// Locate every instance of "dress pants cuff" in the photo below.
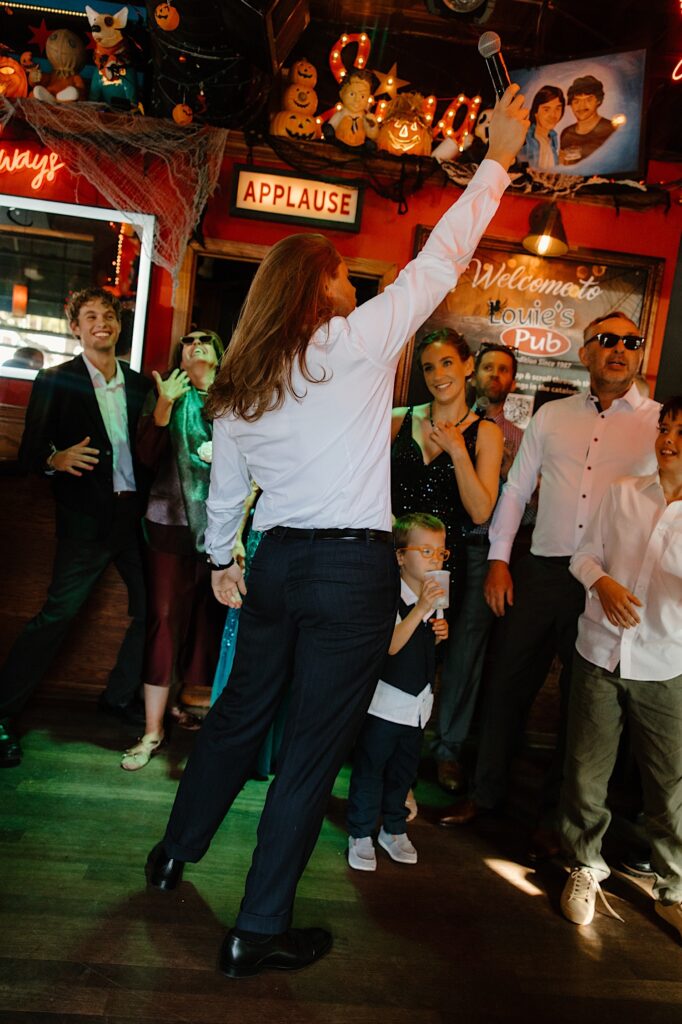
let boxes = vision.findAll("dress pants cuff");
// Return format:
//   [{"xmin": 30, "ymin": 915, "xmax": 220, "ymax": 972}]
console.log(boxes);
[
  {"xmin": 162, "ymin": 834, "xmax": 205, "ymax": 863},
  {"xmin": 236, "ymin": 906, "xmax": 292, "ymax": 934}
]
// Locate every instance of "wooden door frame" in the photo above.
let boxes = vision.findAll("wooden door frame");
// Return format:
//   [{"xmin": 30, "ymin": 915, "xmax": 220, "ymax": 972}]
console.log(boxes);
[{"xmin": 171, "ymin": 239, "xmax": 400, "ymax": 384}]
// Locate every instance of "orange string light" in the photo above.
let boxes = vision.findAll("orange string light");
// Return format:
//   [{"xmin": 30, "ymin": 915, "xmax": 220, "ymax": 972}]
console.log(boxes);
[
  {"xmin": 328, "ymin": 32, "xmax": 372, "ymax": 83},
  {"xmin": 433, "ymin": 94, "xmax": 482, "ymax": 152}
]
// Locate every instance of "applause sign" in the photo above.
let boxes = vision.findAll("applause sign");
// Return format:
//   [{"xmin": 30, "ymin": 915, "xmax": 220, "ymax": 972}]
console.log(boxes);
[
  {"xmin": 411, "ymin": 229, "xmax": 661, "ymax": 424},
  {"xmin": 231, "ymin": 166, "xmax": 363, "ymax": 233}
]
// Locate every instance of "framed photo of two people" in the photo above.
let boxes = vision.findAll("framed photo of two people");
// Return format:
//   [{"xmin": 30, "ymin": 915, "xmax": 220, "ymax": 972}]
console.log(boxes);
[{"xmin": 513, "ymin": 49, "xmax": 646, "ymax": 177}]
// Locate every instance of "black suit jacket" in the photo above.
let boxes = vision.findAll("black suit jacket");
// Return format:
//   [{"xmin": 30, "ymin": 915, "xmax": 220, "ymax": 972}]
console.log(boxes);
[{"xmin": 19, "ymin": 356, "xmax": 152, "ymax": 541}]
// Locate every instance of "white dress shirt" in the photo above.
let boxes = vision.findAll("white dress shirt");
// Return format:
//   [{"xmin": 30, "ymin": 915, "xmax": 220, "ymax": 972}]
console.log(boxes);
[
  {"xmin": 487, "ymin": 384, "xmax": 660, "ymax": 563},
  {"xmin": 205, "ymin": 159, "xmax": 510, "ymax": 563},
  {"xmin": 570, "ymin": 473, "xmax": 682, "ymax": 681},
  {"xmin": 367, "ymin": 579, "xmax": 435, "ymax": 728},
  {"xmin": 82, "ymin": 354, "xmax": 136, "ymax": 492}
]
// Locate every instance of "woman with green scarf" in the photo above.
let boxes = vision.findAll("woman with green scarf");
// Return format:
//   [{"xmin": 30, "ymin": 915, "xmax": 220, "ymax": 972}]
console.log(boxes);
[{"xmin": 122, "ymin": 330, "xmax": 225, "ymax": 771}]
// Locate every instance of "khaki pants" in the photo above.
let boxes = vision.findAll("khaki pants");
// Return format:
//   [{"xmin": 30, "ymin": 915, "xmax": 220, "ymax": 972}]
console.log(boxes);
[{"xmin": 560, "ymin": 652, "xmax": 682, "ymax": 903}]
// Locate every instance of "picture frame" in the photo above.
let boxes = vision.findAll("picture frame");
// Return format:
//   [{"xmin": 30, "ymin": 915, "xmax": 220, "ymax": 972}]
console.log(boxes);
[
  {"xmin": 394, "ymin": 230, "xmax": 663, "ymax": 422},
  {"xmin": 512, "ymin": 49, "xmax": 647, "ymax": 178}
]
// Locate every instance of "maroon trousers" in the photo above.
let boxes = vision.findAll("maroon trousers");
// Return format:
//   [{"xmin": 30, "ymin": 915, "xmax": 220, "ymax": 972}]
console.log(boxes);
[{"xmin": 143, "ymin": 545, "xmax": 225, "ymax": 689}]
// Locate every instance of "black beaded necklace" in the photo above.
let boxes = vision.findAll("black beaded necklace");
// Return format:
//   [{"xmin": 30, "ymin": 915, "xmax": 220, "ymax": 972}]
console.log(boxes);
[{"xmin": 429, "ymin": 402, "xmax": 470, "ymax": 429}]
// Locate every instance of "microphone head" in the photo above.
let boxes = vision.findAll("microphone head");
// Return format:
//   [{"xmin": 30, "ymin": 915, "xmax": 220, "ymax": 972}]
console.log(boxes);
[
  {"xmin": 474, "ymin": 395, "xmax": 490, "ymax": 414},
  {"xmin": 478, "ymin": 31, "xmax": 501, "ymax": 59}
]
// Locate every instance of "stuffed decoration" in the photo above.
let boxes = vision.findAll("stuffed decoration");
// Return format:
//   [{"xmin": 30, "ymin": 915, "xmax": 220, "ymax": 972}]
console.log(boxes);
[
  {"xmin": 154, "ymin": 2, "xmax": 180, "ymax": 31},
  {"xmin": 0, "ymin": 56, "xmax": 28, "ymax": 98},
  {"xmin": 270, "ymin": 110, "xmax": 319, "ymax": 140},
  {"xmin": 271, "ymin": 58, "xmax": 321, "ymax": 140},
  {"xmin": 172, "ymin": 102, "xmax": 193, "ymax": 125},
  {"xmin": 86, "ymin": 5, "xmax": 139, "ymax": 110},
  {"xmin": 31, "ymin": 29, "xmax": 87, "ymax": 103},
  {"xmin": 377, "ymin": 92, "xmax": 433, "ymax": 157},
  {"xmin": 325, "ymin": 69, "xmax": 378, "ymax": 148}
]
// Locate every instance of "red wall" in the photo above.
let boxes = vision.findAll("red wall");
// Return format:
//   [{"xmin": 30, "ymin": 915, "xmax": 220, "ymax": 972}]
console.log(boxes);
[
  {"xmin": 2, "ymin": 141, "xmax": 680, "ymax": 390},
  {"xmin": 145, "ymin": 152, "xmax": 681, "ymax": 388}
]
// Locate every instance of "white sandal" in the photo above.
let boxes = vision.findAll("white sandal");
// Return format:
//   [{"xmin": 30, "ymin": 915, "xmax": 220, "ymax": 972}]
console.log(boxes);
[{"xmin": 120, "ymin": 734, "xmax": 165, "ymax": 772}]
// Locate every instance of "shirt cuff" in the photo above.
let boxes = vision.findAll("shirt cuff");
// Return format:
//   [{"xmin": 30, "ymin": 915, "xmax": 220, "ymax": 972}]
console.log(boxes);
[{"xmin": 487, "ymin": 539, "xmax": 513, "ymax": 563}]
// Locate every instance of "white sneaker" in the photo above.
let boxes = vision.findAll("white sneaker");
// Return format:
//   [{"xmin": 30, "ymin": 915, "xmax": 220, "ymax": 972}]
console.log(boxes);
[
  {"xmin": 377, "ymin": 826, "xmax": 418, "ymax": 864},
  {"xmin": 348, "ymin": 836, "xmax": 376, "ymax": 872},
  {"xmin": 655, "ymin": 900, "xmax": 682, "ymax": 940},
  {"xmin": 561, "ymin": 867, "xmax": 624, "ymax": 925}
]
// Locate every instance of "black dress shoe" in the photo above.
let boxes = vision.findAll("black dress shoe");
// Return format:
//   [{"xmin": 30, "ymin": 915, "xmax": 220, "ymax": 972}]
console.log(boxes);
[
  {"xmin": 0, "ymin": 718, "xmax": 21, "ymax": 768},
  {"xmin": 220, "ymin": 927, "xmax": 333, "ymax": 979},
  {"xmin": 146, "ymin": 842, "xmax": 184, "ymax": 890},
  {"xmin": 621, "ymin": 849, "xmax": 654, "ymax": 877},
  {"xmin": 97, "ymin": 694, "xmax": 146, "ymax": 725}
]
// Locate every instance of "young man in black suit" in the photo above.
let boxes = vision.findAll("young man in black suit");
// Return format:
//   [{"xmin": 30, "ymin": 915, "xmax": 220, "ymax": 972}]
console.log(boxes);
[{"xmin": 0, "ymin": 288, "xmax": 151, "ymax": 767}]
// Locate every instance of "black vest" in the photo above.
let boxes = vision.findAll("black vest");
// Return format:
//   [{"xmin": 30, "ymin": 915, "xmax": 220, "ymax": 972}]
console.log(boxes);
[{"xmin": 381, "ymin": 598, "xmax": 436, "ymax": 697}]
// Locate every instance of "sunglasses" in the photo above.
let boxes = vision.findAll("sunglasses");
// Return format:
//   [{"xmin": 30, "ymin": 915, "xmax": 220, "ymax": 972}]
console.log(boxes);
[
  {"xmin": 398, "ymin": 545, "xmax": 450, "ymax": 560},
  {"xmin": 180, "ymin": 333, "xmax": 214, "ymax": 346},
  {"xmin": 584, "ymin": 332, "xmax": 645, "ymax": 351}
]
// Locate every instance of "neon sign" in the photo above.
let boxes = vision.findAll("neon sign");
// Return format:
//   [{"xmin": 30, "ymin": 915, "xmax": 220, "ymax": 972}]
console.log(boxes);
[{"xmin": 0, "ymin": 147, "xmax": 66, "ymax": 190}]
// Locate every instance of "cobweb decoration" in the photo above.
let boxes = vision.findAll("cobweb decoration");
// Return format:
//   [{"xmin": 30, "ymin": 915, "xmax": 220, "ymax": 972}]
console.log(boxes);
[{"xmin": 1, "ymin": 98, "xmax": 228, "ymax": 284}]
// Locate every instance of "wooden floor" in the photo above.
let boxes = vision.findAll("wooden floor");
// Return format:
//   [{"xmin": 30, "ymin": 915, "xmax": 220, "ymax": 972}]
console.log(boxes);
[{"xmin": 2, "ymin": 699, "xmax": 682, "ymax": 1024}]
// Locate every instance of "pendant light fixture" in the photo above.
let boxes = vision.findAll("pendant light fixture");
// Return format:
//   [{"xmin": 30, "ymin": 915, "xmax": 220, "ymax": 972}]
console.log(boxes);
[{"xmin": 522, "ymin": 201, "xmax": 568, "ymax": 257}]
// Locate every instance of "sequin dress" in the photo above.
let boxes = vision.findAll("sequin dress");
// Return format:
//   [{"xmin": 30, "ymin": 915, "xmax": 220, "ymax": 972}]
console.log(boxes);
[{"xmin": 391, "ymin": 406, "xmax": 481, "ymax": 587}]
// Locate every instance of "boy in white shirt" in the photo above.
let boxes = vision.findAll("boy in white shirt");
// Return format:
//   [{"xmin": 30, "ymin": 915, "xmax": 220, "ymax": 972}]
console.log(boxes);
[
  {"xmin": 347, "ymin": 513, "xmax": 449, "ymax": 870},
  {"xmin": 560, "ymin": 396, "xmax": 682, "ymax": 937}
]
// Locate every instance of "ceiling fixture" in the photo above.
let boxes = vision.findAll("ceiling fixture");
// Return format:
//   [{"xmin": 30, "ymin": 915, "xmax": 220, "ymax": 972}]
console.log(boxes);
[
  {"xmin": 522, "ymin": 201, "xmax": 568, "ymax": 257},
  {"xmin": 424, "ymin": 0, "xmax": 491, "ymax": 15}
]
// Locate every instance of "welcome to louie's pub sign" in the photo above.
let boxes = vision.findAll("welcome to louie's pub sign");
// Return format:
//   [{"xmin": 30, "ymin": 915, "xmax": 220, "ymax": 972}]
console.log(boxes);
[
  {"xmin": 404, "ymin": 230, "xmax": 663, "ymax": 425},
  {"xmin": 231, "ymin": 166, "xmax": 363, "ymax": 233}
]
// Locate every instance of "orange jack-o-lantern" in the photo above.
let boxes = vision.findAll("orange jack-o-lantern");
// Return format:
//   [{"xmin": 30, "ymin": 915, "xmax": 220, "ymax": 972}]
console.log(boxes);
[
  {"xmin": 283, "ymin": 83, "xmax": 318, "ymax": 117},
  {"xmin": 172, "ymin": 103, "xmax": 193, "ymax": 125},
  {"xmin": 271, "ymin": 110, "xmax": 320, "ymax": 141},
  {"xmin": 155, "ymin": 3, "xmax": 180, "ymax": 31},
  {"xmin": 289, "ymin": 58, "xmax": 317, "ymax": 89},
  {"xmin": 377, "ymin": 93, "xmax": 432, "ymax": 157},
  {"xmin": 0, "ymin": 57, "xmax": 28, "ymax": 98}
]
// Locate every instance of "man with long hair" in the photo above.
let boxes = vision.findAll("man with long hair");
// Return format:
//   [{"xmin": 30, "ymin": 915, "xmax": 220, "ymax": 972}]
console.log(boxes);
[{"xmin": 147, "ymin": 86, "xmax": 530, "ymax": 979}]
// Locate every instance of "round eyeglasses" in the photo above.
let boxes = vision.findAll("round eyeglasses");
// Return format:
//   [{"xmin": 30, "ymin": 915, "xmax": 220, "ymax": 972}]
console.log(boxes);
[{"xmin": 398, "ymin": 545, "xmax": 450, "ymax": 560}]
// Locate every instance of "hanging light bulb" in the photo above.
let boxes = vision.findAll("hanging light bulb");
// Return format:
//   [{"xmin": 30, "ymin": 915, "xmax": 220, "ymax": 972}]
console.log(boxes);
[{"xmin": 523, "ymin": 201, "xmax": 568, "ymax": 257}]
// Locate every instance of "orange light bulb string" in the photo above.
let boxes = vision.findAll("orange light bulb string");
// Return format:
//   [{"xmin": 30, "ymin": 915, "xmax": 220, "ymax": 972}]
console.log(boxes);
[
  {"xmin": 433, "ymin": 94, "xmax": 482, "ymax": 151},
  {"xmin": 319, "ymin": 31, "xmax": 373, "ymax": 123}
]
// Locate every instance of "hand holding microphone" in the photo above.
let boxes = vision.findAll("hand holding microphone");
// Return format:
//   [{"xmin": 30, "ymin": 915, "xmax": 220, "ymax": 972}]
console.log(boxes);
[
  {"xmin": 478, "ymin": 35, "xmax": 529, "ymax": 172},
  {"xmin": 478, "ymin": 31, "xmax": 511, "ymax": 100}
]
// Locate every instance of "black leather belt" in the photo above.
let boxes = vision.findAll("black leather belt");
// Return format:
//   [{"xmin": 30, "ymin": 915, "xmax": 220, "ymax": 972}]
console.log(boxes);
[
  {"xmin": 267, "ymin": 526, "xmax": 393, "ymax": 544},
  {"xmin": 533, "ymin": 553, "xmax": 571, "ymax": 566},
  {"xmin": 114, "ymin": 491, "xmax": 136, "ymax": 499}
]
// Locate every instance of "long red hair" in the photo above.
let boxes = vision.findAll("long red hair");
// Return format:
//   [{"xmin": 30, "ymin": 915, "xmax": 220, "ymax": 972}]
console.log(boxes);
[{"xmin": 205, "ymin": 233, "xmax": 342, "ymax": 422}]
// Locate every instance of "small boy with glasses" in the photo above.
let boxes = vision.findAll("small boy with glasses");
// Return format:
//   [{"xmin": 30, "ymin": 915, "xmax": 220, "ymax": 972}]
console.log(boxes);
[{"xmin": 347, "ymin": 512, "xmax": 449, "ymax": 870}]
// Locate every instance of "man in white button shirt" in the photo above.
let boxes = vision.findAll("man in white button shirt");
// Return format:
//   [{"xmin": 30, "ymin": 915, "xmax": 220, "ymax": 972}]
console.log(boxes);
[
  {"xmin": 146, "ymin": 87, "xmax": 530, "ymax": 979},
  {"xmin": 0, "ymin": 288, "xmax": 150, "ymax": 768},
  {"xmin": 560, "ymin": 396, "xmax": 682, "ymax": 936},
  {"xmin": 439, "ymin": 311, "xmax": 660, "ymax": 850}
]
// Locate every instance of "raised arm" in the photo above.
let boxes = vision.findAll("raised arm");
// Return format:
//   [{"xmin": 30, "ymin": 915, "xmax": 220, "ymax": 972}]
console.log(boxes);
[{"xmin": 345, "ymin": 87, "xmax": 529, "ymax": 368}]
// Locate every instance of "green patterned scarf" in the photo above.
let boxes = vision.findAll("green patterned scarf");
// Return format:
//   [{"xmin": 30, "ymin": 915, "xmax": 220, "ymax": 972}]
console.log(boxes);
[{"xmin": 168, "ymin": 386, "xmax": 212, "ymax": 552}]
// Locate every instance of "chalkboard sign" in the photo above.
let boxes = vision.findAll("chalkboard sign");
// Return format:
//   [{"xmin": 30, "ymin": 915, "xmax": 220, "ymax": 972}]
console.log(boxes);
[{"xmin": 395, "ymin": 233, "xmax": 663, "ymax": 425}]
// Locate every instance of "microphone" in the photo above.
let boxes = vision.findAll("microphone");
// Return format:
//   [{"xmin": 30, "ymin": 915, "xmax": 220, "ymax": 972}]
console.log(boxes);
[
  {"xmin": 473, "ymin": 395, "xmax": 490, "ymax": 416},
  {"xmin": 478, "ymin": 32, "xmax": 511, "ymax": 100}
]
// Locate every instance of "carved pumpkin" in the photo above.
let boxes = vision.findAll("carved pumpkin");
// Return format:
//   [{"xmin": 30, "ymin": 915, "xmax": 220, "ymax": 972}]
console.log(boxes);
[
  {"xmin": 0, "ymin": 57, "xmax": 28, "ymax": 98},
  {"xmin": 283, "ymin": 83, "xmax": 318, "ymax": 117},
  {"xmin": 289, "ymin": 58, "xmax": 317, "ymax": 89},
  {"xmin": 271, "ymin": 111, "xmax": 320, "ymax": 141},
  {"xmin": 155, "ymin": 3, "xmax": 180, "ymax": 31},
  {"xmin": 172, "ymin": 103, "xmax": 193, "ymax": 125},
  {"xmin": 377, "ymin": 93, "xmax": 432, "ymax": 157}
]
